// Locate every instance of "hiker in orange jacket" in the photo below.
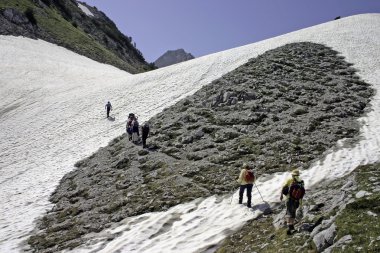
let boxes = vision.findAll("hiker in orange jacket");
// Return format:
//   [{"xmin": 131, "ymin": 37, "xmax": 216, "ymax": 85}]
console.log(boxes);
[
  {"xmin": 280, "ymin": 169, "xmax": 305, "ymax": 235},
  {"xmin": 237, "ymin": 163, "xmax": 255, "ymax": 208}
]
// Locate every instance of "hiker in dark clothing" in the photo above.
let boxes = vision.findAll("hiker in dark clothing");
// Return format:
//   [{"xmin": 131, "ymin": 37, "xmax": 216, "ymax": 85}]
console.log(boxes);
[
  {"xmin": 280, "ymin": 169, "xmax": 305, "ymax": 235},
  {"xmin": 131, "ymin": 118, "xmax": 139, "ymax": 143},
  {"xmin": 141, "ymin": 122, "xmax": 150, "ymax": 148},
  {"xmin": 126, "ymin": 113, "xmax": 136, "ymax": 141},
  {"xmin": 126, "ymin": 120, "xmax": 132, "ymax": 140},
  {"xmin": 105, "ymin": 101, "xmax": 112, "ymax": 118},
  {"xmin": 237, "ymin": 163, "xmax": 255, "ymax": 208}
]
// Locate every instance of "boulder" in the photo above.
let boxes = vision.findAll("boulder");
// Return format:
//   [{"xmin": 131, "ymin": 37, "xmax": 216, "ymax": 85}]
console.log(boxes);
[
  {"xmin": 3, "ymin": 8, "xmax": 29, "ymax": 24},
  {"xmin": 355, "ymin": 190, "xmax": 371, "ymax": 198},
  {"xmin": 341, "ymin": 180, "xmax": 356, "ymax": 191},
  {"xmin": 272, "ymin": 209, "xmax": 287, "ymax": 229},
  {"xmin": 313, "ymin": 223, "xmax": 337, "ymax": 252},
  {"xmin": 323, "ymin": 235, "xmax": 352, "ymax": 253}
]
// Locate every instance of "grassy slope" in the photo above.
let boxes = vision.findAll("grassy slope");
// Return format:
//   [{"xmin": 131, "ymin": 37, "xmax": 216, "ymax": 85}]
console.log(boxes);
[
  {"xmin": 0, "ymin": 0, "xmax": 145, "ymax": 73},
  {"xmin": 333, "ymin": 164, "xmax": 380, "ymax": 252}
]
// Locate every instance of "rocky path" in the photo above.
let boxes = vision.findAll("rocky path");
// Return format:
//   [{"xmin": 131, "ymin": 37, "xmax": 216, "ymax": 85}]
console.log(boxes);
[{"xmin": 216, "ymin": 162, "xmax": 380, "ymax": 252}]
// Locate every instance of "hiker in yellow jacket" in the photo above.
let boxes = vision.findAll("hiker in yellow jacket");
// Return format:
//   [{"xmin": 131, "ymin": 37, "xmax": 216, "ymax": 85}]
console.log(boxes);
[
  {"xmin": 280, "ymin": 169, "xmax": 305, "ymax": 235},
  {"xmin": 237, "ymin": 163, "xmax": 255, "ymax": 208}
]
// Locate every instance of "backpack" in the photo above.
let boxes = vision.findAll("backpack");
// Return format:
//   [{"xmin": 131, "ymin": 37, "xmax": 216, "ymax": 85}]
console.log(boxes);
[
  {"xmin": 245, "ymin": 170, "xmax": 255, "ymax": 182},
  {"xmin": 289, "ymin": 180, "xmax": 305, "ymax": 200}
]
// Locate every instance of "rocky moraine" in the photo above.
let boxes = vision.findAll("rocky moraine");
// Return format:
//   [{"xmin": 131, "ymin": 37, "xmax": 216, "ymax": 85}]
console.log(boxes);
[{"xmin": 28, "ymin": 42, "xmax": 374, "ymax": 252}]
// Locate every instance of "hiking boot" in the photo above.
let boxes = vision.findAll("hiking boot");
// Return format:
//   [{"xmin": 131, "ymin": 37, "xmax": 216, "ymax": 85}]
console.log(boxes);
[
  {"xmin": 287, "ymin": 224, "xmax": 295, "ymax": 235},
  {"xmin": 247, "ymin": 204, "xmax": 252, "ymax": 208}
]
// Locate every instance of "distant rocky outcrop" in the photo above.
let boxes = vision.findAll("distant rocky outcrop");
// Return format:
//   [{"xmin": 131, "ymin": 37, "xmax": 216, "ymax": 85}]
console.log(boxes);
[
  {"xmin": 28, "ymin": 42, "xmax": 374, "ymax": 252},
  {"xmin": 154, "ymin": 48, "xmax": 195, "ymax": 68},
  {"xmin": 0, "ymin": 0, "xmax": 153, "ymax": 73}
]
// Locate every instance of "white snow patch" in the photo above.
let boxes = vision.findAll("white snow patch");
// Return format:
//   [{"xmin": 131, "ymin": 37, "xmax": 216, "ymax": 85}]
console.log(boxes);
[
  {"xmin": 70, "ymin": 197, "xmax": 269, "ymax": 253},
  {"xmin": 0, "ymin": 14, "xmax": 379, "ymax": 253},
  {"xmin": 77, "ymin": 2, "xmax": 94, "ymax": 17}
]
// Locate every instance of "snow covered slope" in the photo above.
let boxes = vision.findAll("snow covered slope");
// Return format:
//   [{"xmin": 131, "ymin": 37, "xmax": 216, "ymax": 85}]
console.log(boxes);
[{"xmin": 0, "ymin": 14, "xmax": 379, "ymax": 252}]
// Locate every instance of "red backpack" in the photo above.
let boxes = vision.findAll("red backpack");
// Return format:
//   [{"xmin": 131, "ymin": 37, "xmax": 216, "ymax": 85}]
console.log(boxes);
[
  {"xmin": 245, "ymin": 170, "xmax": 255, "ymax": 182},
  {"xmin": 289, "ymin": 180, "xmax": 305, "ymax": 200}
]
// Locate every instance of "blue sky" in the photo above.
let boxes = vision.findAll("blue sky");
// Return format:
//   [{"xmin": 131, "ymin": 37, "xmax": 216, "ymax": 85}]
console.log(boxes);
[{"xmin": 82, "ymin": 0, "xmax": 380, "ymax": 62}]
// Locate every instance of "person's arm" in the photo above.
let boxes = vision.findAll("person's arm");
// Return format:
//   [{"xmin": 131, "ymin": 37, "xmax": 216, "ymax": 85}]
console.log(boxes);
[
  {"xmin": 280, "ymin": 178, "xmax": 291, "ymax": 201},
  {"xmin": 237, "ymin": 169, "xmax": 244, "ymax": 184}
]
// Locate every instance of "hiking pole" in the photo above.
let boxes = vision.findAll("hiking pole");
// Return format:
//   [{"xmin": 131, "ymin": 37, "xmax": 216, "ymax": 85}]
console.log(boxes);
[
  {"xmin": 230, "ymin": 186, "xmax": 239, "ymax": 204},
  {"xmin": 254, "ymin": 182, "xmax": 265, "ymax": 202}
]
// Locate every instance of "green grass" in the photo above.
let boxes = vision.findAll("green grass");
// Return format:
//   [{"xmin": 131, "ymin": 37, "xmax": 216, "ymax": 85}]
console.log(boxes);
[
  {"xmin": 0, "ymin": 0, "xmax": 146, "ymax": 73},
  {"xmin": 333, "ymin": 164, "xmax": 380, "ymax": 252}
]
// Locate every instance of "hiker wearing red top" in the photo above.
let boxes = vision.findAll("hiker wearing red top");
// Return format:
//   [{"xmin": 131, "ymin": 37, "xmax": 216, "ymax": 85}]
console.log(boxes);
[
  {"xmin": 280, "ymin": 169, "xmax": 305, "ymax": 235},
  {"xmin": 237, "ymin": 163, "xmax": 255, "ymax": 208}
]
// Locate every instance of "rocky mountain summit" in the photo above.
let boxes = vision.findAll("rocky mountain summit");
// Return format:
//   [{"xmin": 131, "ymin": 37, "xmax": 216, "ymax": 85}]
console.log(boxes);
[
  {"xmin": 154, "ymin": 48, "xmax": 195, "ymax": 68},
  {"xmin": 0, "ymin": 0, "xmax": 152, "ymax": 73},
  {"xmin": 28, "ymin": 42, "xmax": 374, "ymax": 252}
]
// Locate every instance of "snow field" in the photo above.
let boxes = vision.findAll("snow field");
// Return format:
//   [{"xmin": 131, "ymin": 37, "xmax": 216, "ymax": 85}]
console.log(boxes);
[
  {"xmin": 0, "ymin": 14, "xmax": 379, "ymax": 252},
  {"xmin": 77, "ymin": 3, "xmax": 94, "ymax": 17}
]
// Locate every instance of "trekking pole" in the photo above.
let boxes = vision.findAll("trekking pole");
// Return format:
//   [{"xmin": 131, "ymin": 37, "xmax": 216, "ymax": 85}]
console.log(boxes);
[
  {"xmin": 254, "ymin": 182, "xmax": 265, "ymax": 202},
  {"xmin": 229, "ymin": 186, "xmax": 238, "ymax": 204}
]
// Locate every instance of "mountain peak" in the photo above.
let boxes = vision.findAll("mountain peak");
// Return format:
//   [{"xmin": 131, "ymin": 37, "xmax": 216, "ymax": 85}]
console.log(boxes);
[{"xmin": 154, "ymin": 48, "xmax": 195, "ymax": 68}]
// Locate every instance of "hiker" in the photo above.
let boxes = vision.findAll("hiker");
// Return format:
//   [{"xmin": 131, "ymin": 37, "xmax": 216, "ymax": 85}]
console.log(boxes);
[
  {"xmin": 105, "ymin": 101, "xmax": 112, "ymax": 118},
  {"xmin": 237, "ymin": 163, "xmax": 255, "ymax": 208},
  {"xmin": 126, "ymin": 121, "xmax": 132, "ymax": 140},
  {"xmin": 126, "ymin": 113, "xmax": 134, "ymax": 141},
  {"xmin": 141, "ymin": 122, "xmax": 150, "ymax": 148},
  {"xmin": 131, "ymin": 117, "xmax": 139, "ymax": 143},
  {"xmin": 280, "ymin": 169, "xmax": 305, "ymax": 235}
]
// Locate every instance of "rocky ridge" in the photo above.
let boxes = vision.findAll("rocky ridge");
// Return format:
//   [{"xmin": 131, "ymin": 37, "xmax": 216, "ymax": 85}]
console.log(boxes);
[
  {"xmin": 154, "ymin": 48, "xmax": 195, "ymax": 68},
  {"xmin": 0, "ymin": 0, "xmax": 152, "ymax": 73},
  {"xmin": 28, "ymin": 42, "xmax": 374, "ymax": 252}
]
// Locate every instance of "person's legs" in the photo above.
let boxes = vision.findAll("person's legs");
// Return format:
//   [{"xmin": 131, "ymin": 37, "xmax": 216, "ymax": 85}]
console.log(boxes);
[
  {"xmin": 107, "ymin": 109, "xmax": 110, "ymax": 118},
  {"xmin": 127, "ymin": 128, "xmax": 132, "ymax": 141},
  {"xmin": 132, "ymin": 132, "xmax": 138, "ymax": 143},
  {"xmin": 246, "ymin": 184, "xmax": 253, "ymax": 207},
  {"xmin": 239, "ymin": 185, "xmax": 246, "ymax": 204},
  {"xmin": 142, "ymin": 137, "xmax": 147, "ymax": 148},
  {"xmin": 286, "ymin": 198, "xmax": 299, "ymax": 234}
]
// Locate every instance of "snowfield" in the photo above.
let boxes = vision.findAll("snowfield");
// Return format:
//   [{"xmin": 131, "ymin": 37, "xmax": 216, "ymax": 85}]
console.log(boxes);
[
  {"xmin": 77, "ymin": 2, "xmax": 94, "ymax": 17},
  {"xmin": 0, "ymin": 14, "xmax": 379, "ymax": 252}
]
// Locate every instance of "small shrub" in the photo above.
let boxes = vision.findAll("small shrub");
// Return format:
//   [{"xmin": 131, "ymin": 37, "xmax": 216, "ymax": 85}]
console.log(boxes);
[{"xmin": 24, "ymin": 8, "xmax": 37, "ymax": 26}]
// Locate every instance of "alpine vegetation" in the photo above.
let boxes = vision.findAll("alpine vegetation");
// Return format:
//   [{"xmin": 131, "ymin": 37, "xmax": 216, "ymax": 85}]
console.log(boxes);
[{"xmin": 0, "ymin": 0, "xmax": 152, "ymax": 73}]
